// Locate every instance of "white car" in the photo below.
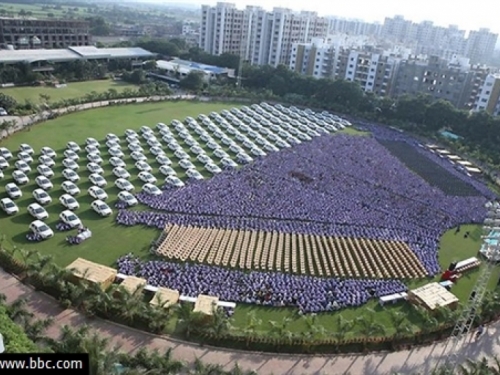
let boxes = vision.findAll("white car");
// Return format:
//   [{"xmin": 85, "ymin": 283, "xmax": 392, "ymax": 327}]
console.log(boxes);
[
  {"xmin": 126, "ymin": 136, "xmax": 140, "ymax": 145},
  {"xmin": 174, "ymin": 149, "xmax": 189, "ymax": 159},
  {"xmin": 88, "ymin": 186, "xmax": 108, "ymax": 200},
  {"xmin": 33, "ymin": 188, "xmax": 51, "ymax": 205},
  {"xmin": 0, "ymin": 147, "xmax": 13, "ymax": 160},
  {"xmin": 125, "ymin": 129, "xmax": 138, "ymax": 138},
  {"xmin": 91, "ymin": 199, "xmax": 112, "ymax": 216},
  {"xmin": 29, "ymin": 220, "xmax": 54, "ymax": 239},
  {"xmin": 140, "ymin": 125, "xmax": 153, "ymax": 134},
  {"xmin": 179, "ymin": 159, "xmax": 195, "ymax": 170},
  {"xmin": 85, "ymin": 145, "xmax": 100, "ymax": 155},
  {"xmin": 156, "ymin": 122, "xmax": 167, "ymax": 130},
  {"xmin": 165, "ymin": 176, "xmax": 185, "ymax": 188},
  {"xmin": 38, "ymin": 155, "xmax": 55, "ymax": 167},
  {"xmin": 206, "ymin": 164, "xmax": 222, "ymax": 174},
  {"xmin": 186, "ymin": 168, "xmax": 204, "ymax": 181},
  {"xmin": 0, "ymin": 197, "xmax": 18, "ymax": 215},
  {"xmin": 86, "ymin": 137, "xmax": 99, "ymax": 146},
  {"xmin": 135, "ymin": 161, "xmax": 152, "ymax": 172},
  {"xmin": 35, "ymin": 175, "xmax": 53, "ymax": 190},
  {"xmin": 36, "ymin": 165, "xmax": 54, "ymax": 178},
  {"xmin": 147, "ymin": 139, "xmax": 161, "ymax": 148},
  {"xmin": 159, "ymin": 165, "xmax": 176, "ymax": 176},
  {"xmin": 63, "ymin": 149, "xmax": 79, "ymax": 161},
  {"xmin": 115, "ymin": 178, "xmax": 134, "ymax": 192},
  {"xmin": 0, "ymin": 157, "xmax": 9, "ymax": 170},
  {"xmin": 62, "ymin": 158, "xmax": 79, "ymax": 170},
  {"xmin": 117, "ymin": 191, "xmax": 138, "ymax": 206},
  {"xmin": 89, "ymin": 173, "xmax": 107, "ymax": 188},
  {"xmin": 59, "ymin": 194, "xmax": 79, "ymax": 210},
  {"xmin": 131, "ymin": 151, "xmax": 147, "ymax": 161},
  {"xmin": 108, "ymin": 147, "xmax": 124, "ymax": 158},
  {"xmin": 87, "ymin": 153, "xmax": 103, "ymax": 164},
  {"xmin": 142, "ymin": 183, "xmax": 162, "ymax": 196},
  {"xmin": 87, "ymin": 163, "xmax": 103, "ymax": 174},
  {"xmin": 138, "ymin": 171, "xmax": 157, "ymax": 184},
  {"xmin": 128, "ymin": 143, "xmax": 143, "ymax": 153},
  {"xmin": 61, "ymin": 181, "xmax": 80, "ymax": 196},
  {"xmin": 19, "ymin": 143, "xmax": 34, "ymax": 155},
  {"xmin": 40, "ymin": 147, "xmax": 57, "ymax": 158},
  {"xmin": 62, "ymin": 168, "xmax": 80, "ymax": 182},
  {"xmin": 13, "ymin": 170, "xmax": 29, "ymax": 185},
  {"xmin": 27, "ymin": 203, "xmax": 49, "ymax": 220},
  {"xmin": 150, "ymin": 146, "xmax": 164, "ymax": 156},
  {"xmin": 66, "ymin": 141, "xmax": 81, "ymax": 152},
  {"xmin": 59, "ymin": 210, "xmax": 82, "ymax": 228},
  {"xmin": 110, "ymin": 157, "xmax": 126, "ymax": 168},
  {"xmin": 221, "ymin": 158, "xmax": 238, "ymax": 168},
  {"xmin": 14, "ymin": 160, "xmax": 30, "ymax": 173},
  {"xmin": 5, "ymin": 182, "xmax": 22, "ymax": 199},
  {"xmin": 113, "ymin": 167, "xmax": 130, "ymax": 179},
  {"xmin": 17, "ymin": 152, "xmax": 33, "ymax": 164},
  {"xmin": 156, "ymin": 154, "xmax": 171, "ymax": 165},
  {"xmin": 106, "ymin": 133, "xmax": 119, "ymax": 142},
  {"xmin": 106, "ymin": 140, "xmax": 120, "ymax": 148}
]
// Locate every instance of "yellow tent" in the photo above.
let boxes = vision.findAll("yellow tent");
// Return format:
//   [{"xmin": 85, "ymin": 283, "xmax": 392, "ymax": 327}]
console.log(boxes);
[
  {"xmin": 193, "ymin": 294, "xmax": 219, "ymax": 315},
  {"xmin": 65, "ymin": 258, "xmax": 117, "ymax": 290},
  {"xmin": 150, "ymin": 287, "xmax": 180, "ymax": 308}
]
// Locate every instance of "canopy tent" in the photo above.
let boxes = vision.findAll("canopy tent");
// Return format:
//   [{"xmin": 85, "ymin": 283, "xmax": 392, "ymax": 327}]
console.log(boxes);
[
  {"xmin": 408, "ymin": 282, "xmax": 458, "ymax": 311},
  {"xmin": 457, "ymin": 160, "xmax": 473, "ymax": 166},
  {"xmin": 447, "ymin": 155, "xmax": 461, "ymax": 160},
  {"xmin": 65, "ymin": 258, "xmax": 117, "ymax": 289},
  {"xmin": 120, "ymin": 276, "xmax": 147, "ymax": 294},
  {"xmin": 426, "ymin": 144, "xmax": 439, "ymax": 149},
  {"xmin": 465, "ymin": 166, "xmax": 481, "ymax": 173},
  {"xmin": 193, "ymin": 294, "xmax": 219, "ymax": 315},
  {"xmin": 150, "ymin": 287, "xmax": 180, "ymax": 308},
  {"xmin": 436, "ymin": 149, "xmax": 450, "ymax": 155}
]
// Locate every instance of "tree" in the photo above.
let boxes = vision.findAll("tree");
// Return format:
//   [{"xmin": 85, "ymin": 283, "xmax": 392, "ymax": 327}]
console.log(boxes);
[
  {"xmin": 355, "ymin": 308, "xmax": 386, "ymax": 339},
  {"xmin": 332, "ymin": 314, "xmax": 354, "ymax": 342},
  {"xmin": 175, "ymin": 303, "xmax": 205, "ymax": 339},
  {"xmin": 387, "ymin": 309, "xmax": 413, "ymax": 339},
  {"xmin": 0, "ymin": 93, "xmax": 17, "ymax": 111},
  {"xmin": 179, "ymin": 71, "xmax": 204, "ymax": 91},
  {"xmin": 242, "ymin": 311, "xmax": 261, "ymax": 347}
]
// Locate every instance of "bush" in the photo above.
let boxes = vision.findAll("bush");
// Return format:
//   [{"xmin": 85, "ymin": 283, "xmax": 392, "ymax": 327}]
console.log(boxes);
[{"xmin": 0, "ymin": 304, "xmax": 39, "ymax": 353}]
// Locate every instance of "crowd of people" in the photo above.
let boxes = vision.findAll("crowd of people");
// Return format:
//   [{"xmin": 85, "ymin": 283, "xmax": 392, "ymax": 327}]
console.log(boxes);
[
  {"xmin": 117, "ymin": 254, "xmax": 407, "ymax": 313},
  {"xmin": 118, "ymin": 134, "xmax": 489, "ymax": 277}
]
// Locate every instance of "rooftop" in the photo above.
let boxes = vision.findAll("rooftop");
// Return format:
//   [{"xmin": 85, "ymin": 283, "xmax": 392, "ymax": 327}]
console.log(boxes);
[
  {"xmin": 156, "ymin": 59, "xmax": 232, "ymax": 76},
  {"xmin": 0, "ymin": 46, "xmax": 154, "ymax": 64}
]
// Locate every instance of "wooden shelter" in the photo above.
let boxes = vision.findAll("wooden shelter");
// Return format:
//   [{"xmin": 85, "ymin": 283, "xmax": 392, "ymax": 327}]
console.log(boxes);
[
  {"xmin": 150, "ymin": 287, "xmax": 180, "ymax": 308},
  {"xmin": 120, "ymin": 276, "xmax": 147, "ymax": 295},
  {"xmin": 193, "ymin": 294, "xmax": 219, "ymax": 315},
  {"xmin": 65, "ymin": 258, "xmax": 117, "ymax": 290},
  {"xmin": 408, "ymin": 282, "xmax": 459, "ymax": 311}
]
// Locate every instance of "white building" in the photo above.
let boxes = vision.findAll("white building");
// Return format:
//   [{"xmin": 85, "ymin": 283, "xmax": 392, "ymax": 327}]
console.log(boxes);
[
  {"xmin": 199, "ymin": 3, "xmax": 329, "ymax": 67},
  {"xmin": 472, "ymin": 73, "xmax": 500, "ymax": 115}
]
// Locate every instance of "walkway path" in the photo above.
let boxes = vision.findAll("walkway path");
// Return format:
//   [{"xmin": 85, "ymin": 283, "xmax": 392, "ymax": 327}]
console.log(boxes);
[{"xmin": 0, "ymin": 268, "xmax": 499, "ymax": 374}]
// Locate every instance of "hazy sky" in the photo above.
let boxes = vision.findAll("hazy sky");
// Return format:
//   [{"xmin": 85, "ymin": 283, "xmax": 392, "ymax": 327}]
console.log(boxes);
[{"xmin": 173, "ymin": 0, "xmax": 500, "ymax": 35}]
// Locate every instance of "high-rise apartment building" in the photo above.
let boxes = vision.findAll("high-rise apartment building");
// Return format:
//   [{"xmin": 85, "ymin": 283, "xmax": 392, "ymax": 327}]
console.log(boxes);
[
  {"xmin": 464, "ymin": 28, "xmax": 498, "ymax": 65},
  {"xmin": 472, "ymin": 73, "xmax": 500, "ymax": 115},
  {"xmin": 199, "ymin": 3, "xmax": 328, "ymax": 67}
]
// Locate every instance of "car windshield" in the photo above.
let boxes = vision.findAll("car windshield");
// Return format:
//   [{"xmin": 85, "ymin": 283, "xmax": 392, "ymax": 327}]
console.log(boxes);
[
  {"xmin": 125, "ymin": 195, "xmax": 133, "ymax": 200},
  {"xmin": 9, "ymin": 186, "xmax": 18, "ymax": 192},
  {"xmin": 99, "ymin": 204, "xmax": 107, "ymax": 210},
  {"xmin": 97, "ymin": 189, "xmax": 104, "ymax": 195},
  {"xmin": 68, "ymin": 198, "xmax": 75, "ymax": 203},
  {"xmin": 68, "ymin": 214, "xmax": 77, "ymax": 221},
  {"xmin": 34, "ymin": 207, "xmax": 43, "ymax": 214},
  {"xmin": 5, "ymin": 202, "xmax": 14, "ymax": 208},
  {"xmin": 96, "ymin": 176, "xmax": 103, "ymax": 181},
  {"xmin": 39, "ymin": 225, "xmax": 49, "ymax": 232}
]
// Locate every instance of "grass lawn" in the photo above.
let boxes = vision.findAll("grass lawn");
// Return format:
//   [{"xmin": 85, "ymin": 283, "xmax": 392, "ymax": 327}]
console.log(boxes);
[
  {"xmin": 0, "ymin": 101, "xmax": 240, "ymax": 267},
  {"xmin": 0, "ymin": 101, "xmax": 495, "ymax": 337},
  {"xmin": 0, "ymin": 3, "xmax": 83, "ymax": 18},
  {"xmin": 3, "ymin": 81, "xmax": 138, "ymax": 104}
]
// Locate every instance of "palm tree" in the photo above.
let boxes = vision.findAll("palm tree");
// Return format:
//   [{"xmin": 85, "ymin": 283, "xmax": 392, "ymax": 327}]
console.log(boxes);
[
  {"xmin": 175, "ymin": 302, "xmax": 205, "ymax": 339},
  {"xmin": 24, "ymin": 317, "xmax": 54, "ymax": 344},
  {"xmin": 480, "ymin": 291, "xmax": 500, "ymax": 322},
  {"xmin": 7, "ymin": 297, "xmax": 34, "ymax": 323},
  {"xmin": 355, "ymin": 308, "xmax": 386, "ymax": 340},
  {"xmin": 388, "ymin": 309, "xmax": 413, "ymax": 339},
  {"xmin": 242, "ymin": 311, "xmax": 262, "ymax": 347},
  {"xmin": 268, "ymin": 316, "xmax": 294, "ymax": 347},
  {"xmin": 332, "ymin": 314, "xmax": 354, "ymax": 342},
  {"xmin": 203, "ymin": 306, "xmax": 231, "ymax": 341},
  {"xmin": 17, "ymin": 248, "xmax": 39, "ymax": 267},
  {"xmin": 414, "ymin": 306, "xmax": 440, "ymax": 335}
]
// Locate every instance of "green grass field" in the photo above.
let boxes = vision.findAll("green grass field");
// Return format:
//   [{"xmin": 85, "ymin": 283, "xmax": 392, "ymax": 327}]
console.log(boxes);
[
  {"xmin": 0, "ymin": 2, "xmax": 83, "ymax": 19},
  {"xmin": 0, "ymin": 100, "xmax": 495, "ymax": 337},
  {"xmin": 3, "ymin": 81, "xmax": 137, "ymax": 104}
]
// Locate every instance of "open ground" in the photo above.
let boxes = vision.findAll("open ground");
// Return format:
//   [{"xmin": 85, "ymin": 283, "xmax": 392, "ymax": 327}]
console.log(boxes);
[{"xmin": 0, "ymin": 100, "xmax": 496, "ymax": 338}]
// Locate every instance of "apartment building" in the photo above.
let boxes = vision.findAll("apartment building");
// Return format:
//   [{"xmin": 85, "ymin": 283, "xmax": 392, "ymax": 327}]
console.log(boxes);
[
  {"xmin": 199, "ymin": 3, "xmax": 329, "ymax": 67},
  {"xmin": 328, "ymin": 17, "xmax": 382, "ymax": 37},
  {"xmin": 464, "ymin": 28, "xmax": 498, "ymax": 65},
  {"xmin": 391, "ymin": 55, "xmax": 477, "ymax": 107},
  {"xmin": 0, "ymin": 17, "xmax": 90, "ymax": 49},
  {"xmin": 472, "ymin": 73, "xmax": 500, "ymax": 115},
  {"xmin": 289, "ymin": 39, "xmax": 399, "ymax": 96}
]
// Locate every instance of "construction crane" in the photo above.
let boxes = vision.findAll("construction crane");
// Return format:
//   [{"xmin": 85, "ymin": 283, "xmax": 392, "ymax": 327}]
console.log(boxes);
[{"xmin": 433, "ymin": 201, "xmax": 500, "ymax": 373}]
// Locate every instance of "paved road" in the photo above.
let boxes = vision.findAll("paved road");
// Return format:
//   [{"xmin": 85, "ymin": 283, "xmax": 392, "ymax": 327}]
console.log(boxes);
[{"xmin": 0, "ymin": 268, "xmax": 498, "ymax": 375}]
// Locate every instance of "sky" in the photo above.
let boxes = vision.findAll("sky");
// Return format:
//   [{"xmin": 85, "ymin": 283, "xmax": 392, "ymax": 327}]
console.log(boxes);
[{"xmin": 162, "ymin": 0, "xmax": 500, "ymax": 35}]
